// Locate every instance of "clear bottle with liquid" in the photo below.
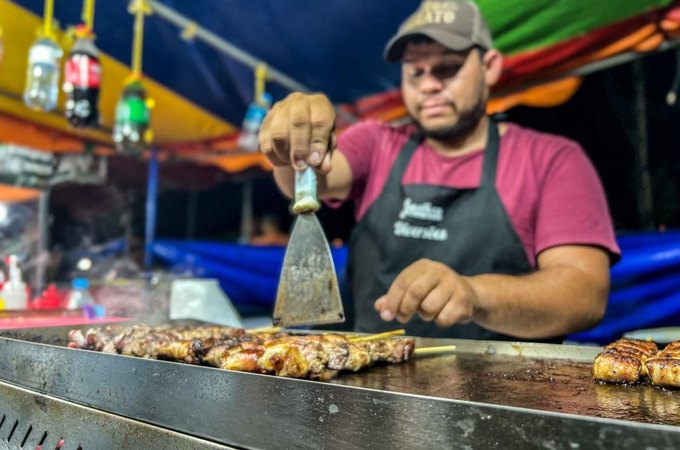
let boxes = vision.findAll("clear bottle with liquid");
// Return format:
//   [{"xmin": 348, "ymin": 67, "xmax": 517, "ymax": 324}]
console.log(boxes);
[
  {"xmin": 23, "ymin": 37, "xmax": 63, "ymax": 112},
  {"xmin": 238, "ymin": 92, "xmax": 272, "ymax": 151},
  {"xmin": 2, "ymin": 255, "xmax": 27, "ymax": 310},
  {"xmin": 66, "ymin": 277, "xmax": 96, "ymax": 310}
]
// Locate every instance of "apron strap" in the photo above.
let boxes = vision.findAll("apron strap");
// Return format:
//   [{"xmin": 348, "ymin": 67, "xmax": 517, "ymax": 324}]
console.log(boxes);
[
  {"xmin": 383, "ymin": 132, "xmax": 423, "ymax": 191},
  {"xmin": 480, "ymin": 118, "xmax": 500, "ymax": 187}
]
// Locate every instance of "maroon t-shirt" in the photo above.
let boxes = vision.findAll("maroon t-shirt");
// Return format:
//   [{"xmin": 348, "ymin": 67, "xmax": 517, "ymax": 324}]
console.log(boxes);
[{"xmin": 335, "ymin": 120, "xmax": 620, "ymax": 268}]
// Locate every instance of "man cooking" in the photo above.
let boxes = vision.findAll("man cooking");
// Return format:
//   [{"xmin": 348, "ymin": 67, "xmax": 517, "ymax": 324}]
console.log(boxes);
[{"xmin": 258, "ymin": 0, "xmax": 620, "ymax": 341}]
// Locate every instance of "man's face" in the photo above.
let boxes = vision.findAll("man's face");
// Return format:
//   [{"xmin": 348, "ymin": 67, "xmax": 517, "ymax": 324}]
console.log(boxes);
[{"xmin": 401, "ymin": 41, "xmax": 488, "ymax": 141}]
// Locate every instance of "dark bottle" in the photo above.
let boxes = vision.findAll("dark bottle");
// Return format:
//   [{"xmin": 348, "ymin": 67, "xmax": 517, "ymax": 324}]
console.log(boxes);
[{"xmin": 63, "ymin": 26, "xmax": 102, "ymax": 128}]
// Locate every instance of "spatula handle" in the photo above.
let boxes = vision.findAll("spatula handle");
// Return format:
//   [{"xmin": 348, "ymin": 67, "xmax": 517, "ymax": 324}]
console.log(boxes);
[{"xmin": 293, "ymin": 166, "xmax": 320, "ymax": 214}]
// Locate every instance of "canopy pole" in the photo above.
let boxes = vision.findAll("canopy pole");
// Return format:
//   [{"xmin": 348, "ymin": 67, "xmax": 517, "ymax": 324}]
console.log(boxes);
[
  {"xmin": 82, "ymin": 0, "xmax": 96, "ymax": 30},
  {"xmin": 631, "ymin": 59, "xmax": 654, "ymax": 230},
  {"xmin": 144, "ymin": 147, "xmax": 159, "ymax": 270},
  {"xmin": 36, "ymin": 189, "xmax": 50, "ymax": 294},
  {"xmin": 186, "ymin": 190, "xmax": 197, "ymax": 241},
  {"xmin": 146, "ymin": 0, "xmax": 311, "ymax": 93},
  {"xmin": 42, "ymin": 0, "xmax": 56, "ymax": 39},
  {"xmin": 128, "ymin": 0, "xmax": 150, "ymax": 77},
  {"xmin": 240, "ymin": 180, "xmax": 253, "ymax": 244}
]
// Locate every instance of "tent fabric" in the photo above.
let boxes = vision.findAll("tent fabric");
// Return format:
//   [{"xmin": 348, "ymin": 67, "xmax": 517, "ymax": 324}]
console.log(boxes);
[
  {"xmin": 569, "ymin": 231, "xmax": 680, "ymax": 344},
  {"xmin": 1, "ymin": 0, "xmax": 679, "ymax": 171},
  {"xmin": 0, "ymin": 0, "xmax": 233, "ymax": 152},
  {"xmin": 0, "ymin": 184, "xmax": 39, "ymax": 202},
  {"xmin": 153, "ymin": 231, "xmax": 680, "ymax": 343},
  {"xmin": 152, "ymin": 239, "xmax": 348, "ymax": 315}
]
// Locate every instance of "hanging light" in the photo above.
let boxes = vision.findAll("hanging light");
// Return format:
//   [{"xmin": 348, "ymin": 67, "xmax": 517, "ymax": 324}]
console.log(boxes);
[{"xmin": 23, "ymin": 0, "xmax": 63, "ymax": 112}]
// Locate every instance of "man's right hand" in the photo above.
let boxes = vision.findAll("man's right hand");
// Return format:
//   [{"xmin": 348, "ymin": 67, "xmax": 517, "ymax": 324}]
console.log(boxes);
[{"xmin": 259, "ymin": 92, "xmax": 336, "ymax": 173}]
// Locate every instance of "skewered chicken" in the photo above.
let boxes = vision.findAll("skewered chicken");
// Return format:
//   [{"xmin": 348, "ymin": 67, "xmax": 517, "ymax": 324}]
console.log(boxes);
[
  {"xmin": 68, "ymin": 325, "xmax": 416, "ymax": 381},
  {"xmin": 592, "ymin": 338, "xmax": 658, "ymax": 384},
  {"xmin": 645, "ymin": 341, "xmax": 680, "ymax": 389}
]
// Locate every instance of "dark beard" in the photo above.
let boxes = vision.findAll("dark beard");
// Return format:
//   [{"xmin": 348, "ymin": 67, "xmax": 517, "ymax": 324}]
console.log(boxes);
[{"xmin": 414, "ymin": 97, "xmax": 487, "ymax": 142}]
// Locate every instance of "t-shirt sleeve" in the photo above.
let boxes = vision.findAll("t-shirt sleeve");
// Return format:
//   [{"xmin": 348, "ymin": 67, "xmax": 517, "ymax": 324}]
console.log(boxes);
[
  {"xmin": 534, "ymin": 140, "xmax": 621, "ymax": 264},
  {"xmin": 333, "ymin": 120, "xmax": 380, "ymax": 203}
]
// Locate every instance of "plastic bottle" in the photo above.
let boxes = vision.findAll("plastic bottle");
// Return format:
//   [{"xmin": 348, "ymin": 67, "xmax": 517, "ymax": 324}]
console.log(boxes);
[
  {"xmin": 66, "ymin": 277, "xmax": 96, "ymax": 310},
  {"xmin": 112, "ymin": 80, "xmax": 151, "ymax": 154},
  {"xmin": 237, "ymin": 92, "xmax": 272, "ymax": 151},
  {"xmin": 23, "ymin": 37, "xmax": 63, "ymax": 112},
  {"xmin": 64, "ymin": 26, "xmax": 102, "ymax": 128},
  {"xmin": 2, "ymin": 255, "xmax": 28, "ymax": 310}
]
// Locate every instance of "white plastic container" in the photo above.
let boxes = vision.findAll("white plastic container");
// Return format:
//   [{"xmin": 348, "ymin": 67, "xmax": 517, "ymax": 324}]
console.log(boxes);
[{"xmin": 2, "ymin": 255, "xmax": 27, "ymax": 310}]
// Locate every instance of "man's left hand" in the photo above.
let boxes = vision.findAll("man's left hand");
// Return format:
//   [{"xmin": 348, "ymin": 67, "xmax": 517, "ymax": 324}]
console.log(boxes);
[{"xmin": 374, "ymin": 259, "xmax": 478, "ymax": 327}]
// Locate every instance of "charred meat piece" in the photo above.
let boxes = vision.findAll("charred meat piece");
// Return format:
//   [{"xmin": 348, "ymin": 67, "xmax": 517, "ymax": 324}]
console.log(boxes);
[
  {"xmin": 646, "ymin": 341, "xmax": 680, "ymax": 389},
  {"xmin": 204, "ymin": 341, "xmax": 266, "ymax": 373},
  {"xmin": 593, "ymin": 338, "xmax": 658, "ymax": 384},
  {"xmin": 201, "ymin": 334, "xmax": 416, "ymax": 379},
  {"xmin": 68, "ymin": 325, "xmax": 127, "ymax": 351}
]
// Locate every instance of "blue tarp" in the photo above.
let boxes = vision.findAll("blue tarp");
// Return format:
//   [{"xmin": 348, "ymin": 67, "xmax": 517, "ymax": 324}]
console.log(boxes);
[
  {"xmin": 569, "ymin": 230, "xmax": 680, "ymax": 343},
  {"xmin": 152, "ymin": 239, "xmax": 348, "ymax": 316},
  {"xmin": 153, "ymin": 230, "xmax": 680, "ymax": 343}
]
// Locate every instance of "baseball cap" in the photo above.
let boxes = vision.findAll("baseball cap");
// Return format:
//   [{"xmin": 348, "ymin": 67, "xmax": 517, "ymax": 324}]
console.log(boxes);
[{"xmin": 384, "ymin": 0, "xmax": 493, "ymax": 62}]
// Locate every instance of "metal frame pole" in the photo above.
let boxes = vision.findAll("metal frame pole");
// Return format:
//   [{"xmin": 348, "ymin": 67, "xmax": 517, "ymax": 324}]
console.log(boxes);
[
  {"xmin": 631, "ymin": 59, "xmax": 655, "ymax": 229},
  {"xmin": 35, "ymin": 189, "xmax": 50, "ymax": 294},
  {"xmin": 144, "ymin": 147, "xmax": 159, "ymax": 270},
  {"xmin": 147, "ymin": 0, "xmax": 311, "ymax": 93},
  {"xmin": 240, "ymin": 180, "xmax": 253, "ymax": 243}
]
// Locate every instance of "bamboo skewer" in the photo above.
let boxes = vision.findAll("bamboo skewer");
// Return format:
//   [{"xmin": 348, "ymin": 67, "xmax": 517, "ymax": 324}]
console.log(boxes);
[
  {"xmin": 246, "ymin": 326, "xmax": 281, "ymax": 334},
  {"xmin": 349, "ymin": 329, "xmax": 406, "ymax": 342},
  {"xmin": 413, "ymin": 345, "xmax": 457, "ymax": 356}
]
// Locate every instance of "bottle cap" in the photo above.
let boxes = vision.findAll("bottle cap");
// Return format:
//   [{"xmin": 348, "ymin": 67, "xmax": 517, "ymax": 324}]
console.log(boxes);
[{"xmin": 72, "ymin": 277, "xmax": 89, "ymax": 289}]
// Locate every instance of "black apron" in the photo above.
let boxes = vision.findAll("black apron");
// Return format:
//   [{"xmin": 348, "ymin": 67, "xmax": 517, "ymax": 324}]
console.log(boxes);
[{"xmin": 346, "ymin": 119, "xmax": 546, "ymax": 340}]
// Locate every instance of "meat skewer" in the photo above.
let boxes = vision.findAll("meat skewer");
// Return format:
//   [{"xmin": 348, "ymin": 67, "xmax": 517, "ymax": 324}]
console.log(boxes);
[
  {"xmin": 646, "ymin": 341, "xmax": 680, "ymax": 389},
  {"xmin": 67, "ymin": 325, "xmax": 415, "ymax": 381},
  {"xmin": 592, "ymin": 338, "xmax": 658, "ymax": 384}
]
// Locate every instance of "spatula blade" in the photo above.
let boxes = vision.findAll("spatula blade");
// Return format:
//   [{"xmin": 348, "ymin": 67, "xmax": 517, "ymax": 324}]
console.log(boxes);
[{"xmin": 273, "ymin": 213, "xmax": 345, "ymax": 327}]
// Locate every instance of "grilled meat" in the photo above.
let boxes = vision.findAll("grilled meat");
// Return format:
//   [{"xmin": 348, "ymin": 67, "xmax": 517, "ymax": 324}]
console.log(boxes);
[
  {"xmin": 645, "ymin": 341, "xmax": 680, "ymax": 389},
  {"xmin": 69, "ymin": 325, "xmax": 416, "ymax": 381},
  {"xmin": 592, "ymin": 338, "xmax": 658, "ymax": 384},
  {"xmin": 68, "ymin": 325, "xmax": 247, "ymax": 356}
]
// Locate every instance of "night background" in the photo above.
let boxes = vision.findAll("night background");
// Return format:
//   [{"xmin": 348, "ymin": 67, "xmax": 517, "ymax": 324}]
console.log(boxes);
[{"xmin": 48, "ymin": 47, "xmax": 680, "ymax": 260}]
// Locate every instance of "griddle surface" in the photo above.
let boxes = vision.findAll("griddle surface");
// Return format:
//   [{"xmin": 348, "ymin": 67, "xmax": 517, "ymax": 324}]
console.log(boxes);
[{"xmin": 333, "ymin": 351, "xmax": 680, "ymax": 426}]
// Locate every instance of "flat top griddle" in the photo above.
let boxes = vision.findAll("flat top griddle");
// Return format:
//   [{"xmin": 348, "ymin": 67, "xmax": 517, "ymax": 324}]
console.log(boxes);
[
  {"xmin": 333, "ymin": 347, "xmax": 679, "ymax": 426},
  {"xmin": 1, "ymin": 328, "xmax": 679, "ymax": 449}
]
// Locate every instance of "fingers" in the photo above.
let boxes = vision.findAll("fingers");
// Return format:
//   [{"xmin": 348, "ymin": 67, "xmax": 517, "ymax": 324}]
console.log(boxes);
[
  {"xmin": 259, "ymin": 104, "xmax": 287, "ymax": 167},
  {"xmin": 288, "ymin": 97, "xmax": 312, "ymax": 169},
  {"xmin": 257, "ymin": 92, "xmax": 336, "ymax": 171},
  {"xmin": 376, "ymin": 260, "xmax": 439, "ymax": 323},
  {"xmin": 309, "ymin": 94, "xmax": 335, "ymax": 169},
  {"xmin": 374, "ymin": 260, "xmax": 475, "ymax": 328},
  {"xmin": 417, "ymin": 285, "xmax": 453, "ymax": 322},
  {"xmin": 434, "ymin": 289, "xmax": 474, "ymax": 327}
]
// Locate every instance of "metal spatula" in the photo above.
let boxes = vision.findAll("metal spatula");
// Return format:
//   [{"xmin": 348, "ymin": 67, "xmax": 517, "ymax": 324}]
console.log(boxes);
[{"xmin": 272, "ymin": 167, "xmax": 345, "ymax": 327}]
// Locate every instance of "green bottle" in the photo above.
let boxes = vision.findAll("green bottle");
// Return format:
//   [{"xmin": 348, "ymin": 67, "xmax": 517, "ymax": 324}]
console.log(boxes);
[{"xmin": 113, "ymin": 80, "xmax": 151, "ymax": 154}]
